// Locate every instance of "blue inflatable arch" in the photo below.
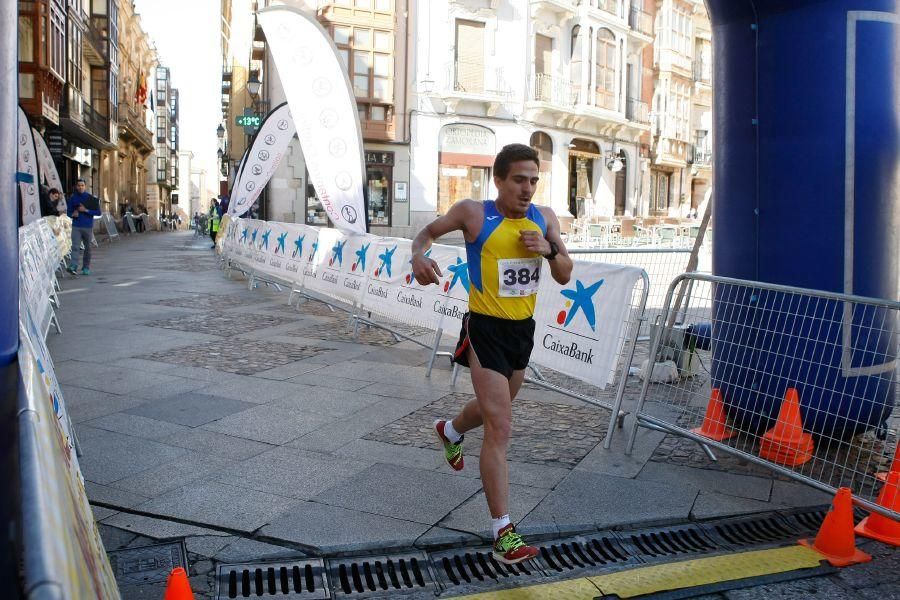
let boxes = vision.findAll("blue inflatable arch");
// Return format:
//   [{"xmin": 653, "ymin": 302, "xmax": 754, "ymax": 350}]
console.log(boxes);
[{"xmin": 705, "ymin": 0, "xmax": 898, "ymax": 437}]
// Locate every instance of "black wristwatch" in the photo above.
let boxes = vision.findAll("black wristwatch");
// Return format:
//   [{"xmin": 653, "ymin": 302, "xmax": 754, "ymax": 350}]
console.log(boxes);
[{"xmin": 544, "ymin": 240, "xmax": 559, "ymax": 261}]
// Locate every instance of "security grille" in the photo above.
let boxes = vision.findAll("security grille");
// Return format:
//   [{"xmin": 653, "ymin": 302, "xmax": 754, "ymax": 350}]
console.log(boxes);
[
  {"xmin": 326, "ymin": 552, "xmax": 436, "ymax": 598},
  {"xmin": 216, "ymin": 559, "xmax": 328, "ymax": 599}
]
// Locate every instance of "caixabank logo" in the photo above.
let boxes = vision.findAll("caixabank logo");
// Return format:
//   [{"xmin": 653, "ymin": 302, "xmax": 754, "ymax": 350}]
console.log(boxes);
[
  {"xmin": 328, "ymin": 240, "xmax": 346, "ymax": 267},
  {"xmin": 250, "ymin": 228, "xmax": 259, "ymax": 247},
  {"xmin": 353, "ymin": 242, "xmax": 371, "ymax": 272},
  {"xmin": 556, "ymin": 279, "xmax": 604, "ymax": 330},
  {"xmin": 444, "ymin": 257, "xmax": 470, "ymax": 294},
  {"xmin": 292, "ymin": 234, "xmax": 306, "ymax": 259},
  {"xmin": 403, "ymin": 249, "xmax": 432, "ymax": 285},
  {"xmin": 260, "ymin": 229, "xmax": 272, "ymax": 251},
  {"xmin": 275, "ymin": 232, "xmax": 287, "ymax": 255},
  {"xmin": 373, "ymin": 244, "xmax": 397, "ymax": 278},
  {"xmin": 308, "ymin": 240, "xmax": 319, "ymax": 263},
  {"xmin": 240, "ymin": 228, "xmax": 249, "ymax": 245},
  {"xmin": 542, "ymin": 278, "xmax": 605, "ymax": 365}
]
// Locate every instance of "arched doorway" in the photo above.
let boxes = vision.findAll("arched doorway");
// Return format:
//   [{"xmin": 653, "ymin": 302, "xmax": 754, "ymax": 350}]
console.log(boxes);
[
  {"xmin": 529, "ymin": 131, "xmax": 553, "ymax": 206},
  {"xmin": 568, "ymin": 138, "xmax": 600, "ymax": 218}
]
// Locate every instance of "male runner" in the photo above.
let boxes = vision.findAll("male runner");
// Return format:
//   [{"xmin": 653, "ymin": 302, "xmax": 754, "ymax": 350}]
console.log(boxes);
[{"xmin": 411, "ymin": 143, "xmax": 573, "ymax": 564}]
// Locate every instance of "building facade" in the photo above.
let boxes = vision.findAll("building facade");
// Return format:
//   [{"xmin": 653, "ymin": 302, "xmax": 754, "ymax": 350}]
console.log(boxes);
[
  {"xmin": 648, "ymin": 0, "xmax": 712, "ymax": 217},
  {"xmin": 146, "ymin": 65, "xmax": 179, "ymax": 225},
  {"xmin": 219, "ymin": 0, "xmax": 712, "ymax": 237}
]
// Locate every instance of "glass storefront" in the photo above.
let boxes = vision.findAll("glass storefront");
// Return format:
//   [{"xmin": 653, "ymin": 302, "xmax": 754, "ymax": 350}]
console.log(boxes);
[
  {"xmin": 304, "ymin": 150, "xmax": 394, "ymax": 227},
  {"xmin": 437, "ymin": 124, "xmax": 496, "ymax": 215}
]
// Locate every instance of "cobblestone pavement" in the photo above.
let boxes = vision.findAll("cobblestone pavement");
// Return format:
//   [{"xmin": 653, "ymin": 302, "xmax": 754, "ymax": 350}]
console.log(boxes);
[
  {"xmin": 139, "ymin": 338, "xmax": 330, "ymax": 375},
  {"xmin": 366, "ymin": 391, "xmax": 612, "ymax": 467},
  {"xmin": 300, "ymin": 319, "xmax": 433, "ymax": 347},
  {"xmin": 147, "ymin": 311, "xmax": 299, "ymax": 336},
  {"xmin": 152, "ymin": 292, "xmax": 263, "ymax": 309}
]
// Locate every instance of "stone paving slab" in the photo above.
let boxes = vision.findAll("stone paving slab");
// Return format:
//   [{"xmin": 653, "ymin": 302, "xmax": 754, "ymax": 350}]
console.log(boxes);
[
  {"xmin": 312, "ymin": 463, "xmax": 483, "ymax": 525},
  {"xmin": 157, "ymin": 428, "xmax": 276, "ymax": 461},
  {"xmin": 636, "ymin": 461, "xmax": 773, "ymax": 502},
  {"xmin": 134, "ymin": 480, "xmax": 300, "ymax": 533},
  {"xmin": 101, "ymin": 512, "xmax": 229, "ymax": 540},
  {"xmin": 215, "ymin": 446, "xmax": 373, "ymax": 500},
  {"xmin": 107, "ymin": 452, "xmax": 234, "ymax": 498},
  {"xmin": 202, "ymin": 404, "xmax": 334, "ymax": 445},
  {"xmin": 84, "ymin": 412, "xmax": 192, "ymax": 441},
  {"xmin": 76, "ymin": 426, "xmax": 191, "ymax": 485},
  {"xmin": 125, "ymin": 392, "xmax": 256, "ymax": 427},
  {"xmin": 438, "ymin": 484, "xmax": 551, "ymax": 540},
  {"xmin": 63, "ymin": 385, "xmax": 146, "ymax": 424},
  {"xmin": 260, "ymin": 501, "xmax": 432, "ymax": 553}
]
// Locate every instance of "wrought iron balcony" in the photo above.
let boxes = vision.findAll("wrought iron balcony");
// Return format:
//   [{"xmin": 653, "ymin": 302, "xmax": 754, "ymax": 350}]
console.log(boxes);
[
  {"xmin": 528, "ymin": 73, "xmax": 578, "ymax": 107},
  {"xmin": 629, "ymin": 6, "xmax": 653, "ymax": 37},
  {"xmin": 691, "ymin": 143, "xmax": 712, "ymax": 166},
  {"xmin": 693, "ymin": 59, "xmax": 711, "ymax": 84},
  {"xmin": 626, "ymin": 97, "xmax": 650, "ymax": 124},
  {"xmin": 82, "ymin": 100, "xmax": 109, "ymax": 141}
]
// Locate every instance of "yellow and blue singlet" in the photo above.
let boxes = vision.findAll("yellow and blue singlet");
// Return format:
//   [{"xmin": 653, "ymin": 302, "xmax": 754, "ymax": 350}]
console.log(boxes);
[{"xmin": 465, "ymin": 200, "xmax": 547, "ymax": 321}]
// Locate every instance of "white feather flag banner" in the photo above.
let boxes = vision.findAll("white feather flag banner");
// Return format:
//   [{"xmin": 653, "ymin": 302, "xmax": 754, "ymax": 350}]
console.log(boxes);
[
  {"xmin": 32, "ymin": 127, "xmax": 63, "ymax": 192},
  {"xmin": 229, "ymin": 102, "xmax": 296, "ymax": 217},
  {"xmin": 17, "ymin": 106, "xmax": 41, "ymax": 225},
  {"xmin": 258, "ymin": 5, "xmax": 367, "ymax": 234}
]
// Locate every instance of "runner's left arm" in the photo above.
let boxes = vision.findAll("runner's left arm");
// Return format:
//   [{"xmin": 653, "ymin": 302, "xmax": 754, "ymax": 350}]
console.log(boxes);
[{"xmin": 521, "ymin": 207, "xmax": 572, "ymax": 285}]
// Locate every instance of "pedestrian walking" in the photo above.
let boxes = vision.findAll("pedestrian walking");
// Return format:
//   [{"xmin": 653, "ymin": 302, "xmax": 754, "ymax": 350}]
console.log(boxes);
[
  {"xmin": 410, "ymin": 144, "xmax": 573, "ymax": 564},
  {"xmin": 67, "ymin": 179, "xmax": 100, "ymax": 275},
  {"xmin": 208, "ymin": 200, "xmax": 221, "ymax": 249}
]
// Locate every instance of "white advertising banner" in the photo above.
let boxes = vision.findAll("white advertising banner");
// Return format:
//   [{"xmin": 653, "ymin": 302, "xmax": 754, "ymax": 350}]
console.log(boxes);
[
  {"xmin": 33, "ymin": 127, "xmax": 63, "ymax": 192},
  {"xmin": 330, "ymin": 233, "xmax": 380, "ymax": 305},
  {"xmin": 431, "ymin": 245, "xmax": 470, "ymax": 331},
  {"xmin": 531, "ymin": 262, "xmax": 643, "ymax": 388},
  {"xmin": 256, "ymin": 221, "xmax": 288, "ymax": 280},
  {"xmin": 17, "ymin": 106, "xmax": 41, "ymax": 225},
  {"xmin": 304, "ymin": 227, "xmax": 343, "ymax": 298},
  {"xmin": 278, "ymin": 223, "xmax": 318, "ymax": 285},
  {"xmin": 360, "ymin": 238, "xmax": 411, "ymax": 323},
  {"xmin": 229, "ymin": 103, "xmax": 296, "ymax": 217},
  {"xmin": 258, "ymin": 6, "xmax": 367, "ymax": 234}
]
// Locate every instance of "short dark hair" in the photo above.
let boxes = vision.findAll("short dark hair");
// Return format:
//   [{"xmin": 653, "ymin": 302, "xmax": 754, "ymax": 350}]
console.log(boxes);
[
  {"xmin": 76, "ymin": 179, "xmax": 86, "ymax": 184},
  {"xmin": 493, "ymin": 144, "xmax": 540, "ymax": 179},
  {"xmin": 48, "ymin": 188, "xmax": 59, "ymax": 195}
]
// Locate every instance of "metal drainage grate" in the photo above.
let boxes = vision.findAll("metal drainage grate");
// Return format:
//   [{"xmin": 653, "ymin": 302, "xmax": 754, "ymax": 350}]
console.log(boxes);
[
  {"xmin": 108, "ymin": 541, "xmax": 188, "ymax": 587},
  {"xmin": 326, "ymin": 552, "xmax": 437, "ymax": 598},
  {"xmin": 537, "ymin": 533, "xmax": 638, "ymax": 576},
  {"xmin": 430, "ymin": 546, "xmax": 546, "ymax": 593},
  {"xmin": 784, "ymin": 508, "xmax": 829, "ymax": 534},
  {"xmin": 215, "ymin": 559, "xmax": 328, "ymax": 599},
  {"xmin": 621, "ymin": 524, "xmax": 718, "ymax": 560},
  {"xmin": 704, "ymin": 514, "xmax": 800, "ymax": 549}
]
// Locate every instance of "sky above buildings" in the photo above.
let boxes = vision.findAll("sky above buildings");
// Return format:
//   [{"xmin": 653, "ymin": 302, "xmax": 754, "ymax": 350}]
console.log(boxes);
[{"xmin": 133, "ymin": 0, "xmax": 221, "ymax": 192}]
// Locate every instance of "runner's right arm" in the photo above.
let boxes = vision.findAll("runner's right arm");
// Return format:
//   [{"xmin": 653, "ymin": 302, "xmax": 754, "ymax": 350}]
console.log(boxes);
[{"xmin": 410, "ymin": 200, "xmax": 478, "ymax": 285}]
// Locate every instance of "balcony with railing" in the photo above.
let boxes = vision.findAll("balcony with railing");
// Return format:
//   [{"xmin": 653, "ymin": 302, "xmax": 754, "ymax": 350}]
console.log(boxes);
[
  {"xmin": 629, "ymin": 6, "xmax": 653, "ymax": 37},
  {"xmin": 693, "ymin": 58, "xmax": 711, "ymax": 84},
  {"xmin": 578, "ymin": 0, "xmax": 620, "ymax": 18},
  {"xmin": 83, "ymin": 18, "xmax": 107, "ymax": 66},
  {"xmin": 626, "ymin": 97, "xmax": 650, "ymax": 125},
  {"xmin": 691, "ymin": 140, "xmax": 712, "ymax": 166},
  {"xmin": 120, "ymin": 103, "xmax": 154, "ymax": 153},
  {"xmin": 437, "ymin": 60, "xmax": 513, "ymax": 113},
  {"xmin": 82, "ymin": 100, "xmax": 109, "ymax": 140},
  {"xmin": 528, "ymin": 73, "xmax": 578, "ymax": 108}
]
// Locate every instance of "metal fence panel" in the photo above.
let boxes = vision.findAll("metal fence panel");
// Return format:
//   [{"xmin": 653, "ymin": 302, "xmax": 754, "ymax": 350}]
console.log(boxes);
[{"xmin": 627, "ymin": 273, "xmax": 899, "ymax": 518}]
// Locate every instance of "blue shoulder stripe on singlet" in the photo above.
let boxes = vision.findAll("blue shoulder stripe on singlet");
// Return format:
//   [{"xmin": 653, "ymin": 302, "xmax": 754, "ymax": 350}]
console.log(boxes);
[
  {"xmin": 527, "ymin": 204, "xmax": 548, "ymax": 236},
  {"xmin": 465, "ymin": 201, "xmax": 504, "ymax": 293}
]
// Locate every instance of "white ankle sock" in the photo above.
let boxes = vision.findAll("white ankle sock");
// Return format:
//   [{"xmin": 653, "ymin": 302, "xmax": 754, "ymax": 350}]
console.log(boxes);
[
  {"xmin": 443, "ymin": 420, "xmax": 463, "ymax": 443},
  {"xmin": 491, "ymin": 515, "xmax": 511, "ymax": 540}
]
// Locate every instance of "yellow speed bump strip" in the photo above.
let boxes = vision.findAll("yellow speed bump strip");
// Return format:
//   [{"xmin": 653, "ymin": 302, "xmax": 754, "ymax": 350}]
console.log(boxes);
[{"xmin": 456, "ymin": 546, "xmax": 823, "ymax": 599}]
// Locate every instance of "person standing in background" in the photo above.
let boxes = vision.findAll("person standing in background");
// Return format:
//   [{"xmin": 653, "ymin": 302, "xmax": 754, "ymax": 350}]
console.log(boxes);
[{"xmin": 67, "ymin": 179, "xmax": 100, "ymax": 275}]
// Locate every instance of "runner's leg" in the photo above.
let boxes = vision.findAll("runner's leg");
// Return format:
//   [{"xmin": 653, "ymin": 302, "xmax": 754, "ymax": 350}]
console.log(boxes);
[{"xmin": 466, "ymin": 347, "xmax": 512, "ymax": 519}]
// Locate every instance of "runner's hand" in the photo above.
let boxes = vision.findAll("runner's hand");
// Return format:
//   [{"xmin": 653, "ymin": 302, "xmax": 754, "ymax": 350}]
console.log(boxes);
[
  {"xmin": 519, "ymin": 230, "xmax": 550, "ymax": 256},
  {"xmin": 412, "ymin": 253, "xmax": 442, "ymax": 285}
]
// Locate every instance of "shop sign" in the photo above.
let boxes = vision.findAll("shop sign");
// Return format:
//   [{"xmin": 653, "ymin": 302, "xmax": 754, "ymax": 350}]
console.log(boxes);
[
  {"xmin": 439, "ymin": 124, "xmax": 495, "ymax": 155},
  {"xmin": 365, "ymin": 151, "xmax": 394, "ymax": 166},
  {"xmin": 441, "ymin": 167, "xmax": 468, "ymax": 177}
]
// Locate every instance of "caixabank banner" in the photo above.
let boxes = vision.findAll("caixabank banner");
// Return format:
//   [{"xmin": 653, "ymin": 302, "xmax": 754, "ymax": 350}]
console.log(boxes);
[
  {"xmin": 531, "ymin": 262, "xmax": 643, "ymax": 388},
  {"xmin": 278, "ymin": 223, "xmax": 319, "ymax": 285},
  {"xmin": 305, "ymin": 227, "xmax": 343, "ymax": 298}
]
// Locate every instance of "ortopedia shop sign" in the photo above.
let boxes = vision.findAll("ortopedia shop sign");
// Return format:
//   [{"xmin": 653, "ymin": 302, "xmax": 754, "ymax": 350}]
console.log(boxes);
[{"xmin": 439, "ymin": 124, "xmax": 495, "ymax": 155}]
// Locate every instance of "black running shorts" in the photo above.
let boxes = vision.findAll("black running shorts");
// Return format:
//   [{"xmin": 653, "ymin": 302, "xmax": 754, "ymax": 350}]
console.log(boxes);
[{"xmin": 452, "ymin": 312, "xmax": 536, "ymax": 379}]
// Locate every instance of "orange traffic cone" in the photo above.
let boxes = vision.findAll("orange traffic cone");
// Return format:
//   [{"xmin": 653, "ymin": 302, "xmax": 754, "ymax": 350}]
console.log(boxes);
[
  {"xmin": 799, "ymin": 487, "xmax": 871, "ymax": 566},
  {"xmin": 691, "ymin": 388, "xmax": 735, "ymax": 441},
  {"xmin": 163, "ymin": 567, "xmax": 195, "ymax": 600},
  {"xmin": 758, "ymin": 388, "xmax": 814, "ymax": 466},
  {"xmin": 855, "ymin": 471, "xmax": 900, "ymax": 546},
  {"xmin": 875, "ymin": 442, "xmax": 899, "ymax": 483}
]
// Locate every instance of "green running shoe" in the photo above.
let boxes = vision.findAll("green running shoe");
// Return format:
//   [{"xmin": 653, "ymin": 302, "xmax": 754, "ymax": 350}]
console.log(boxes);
[
  {"xmin": 492, "ymin": 524, "xmax": 538, "ymax": 565},
  {"xmin": 81, "ymin": 268, "xmax": 91, "ymax": 275},
  {"xmin": 433, "ymin": 419, "xmax": 464, "ymax": 471}
]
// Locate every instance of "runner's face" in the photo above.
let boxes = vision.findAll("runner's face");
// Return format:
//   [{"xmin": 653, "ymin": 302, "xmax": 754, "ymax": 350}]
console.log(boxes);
[
  {"xmin": 495, "ymin": 161, "xmax": 539, "ymax": 216},
  {"xmin": 76, "ymin": 182, "xmax": 85, "ymax": 193}
]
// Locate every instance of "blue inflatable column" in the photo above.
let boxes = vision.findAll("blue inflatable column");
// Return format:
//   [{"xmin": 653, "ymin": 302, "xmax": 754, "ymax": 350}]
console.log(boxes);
[{"xmin": 706, "ymin": 0, "xmax": 898, "ymax": 437}]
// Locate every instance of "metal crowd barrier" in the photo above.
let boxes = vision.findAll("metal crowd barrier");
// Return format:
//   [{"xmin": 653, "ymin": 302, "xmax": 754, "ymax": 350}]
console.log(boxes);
[
  {"xmin": 627, "ymin": 273, "xmax": 899, "ymax": 519},
  {"xmin": 570, "ymin": 247, "xmax": 693, "ymax": 341}
]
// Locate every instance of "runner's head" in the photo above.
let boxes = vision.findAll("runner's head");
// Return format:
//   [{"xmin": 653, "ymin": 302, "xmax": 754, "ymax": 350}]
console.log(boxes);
[
  {"xmin": 75, "ymin": 179, "xmax": 86, "ymax": 193},
  {"xmin": 493, "ymin": 144, "xmax": 540, "ymax": 216}
]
